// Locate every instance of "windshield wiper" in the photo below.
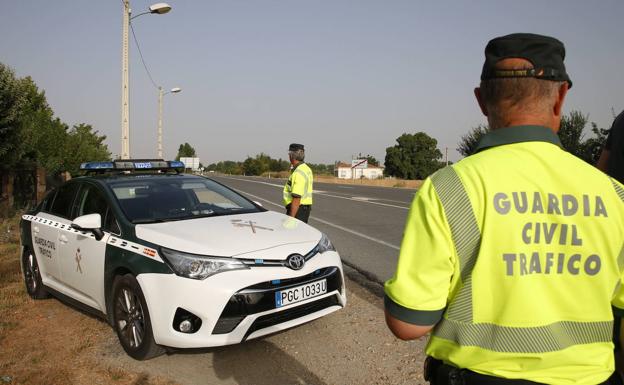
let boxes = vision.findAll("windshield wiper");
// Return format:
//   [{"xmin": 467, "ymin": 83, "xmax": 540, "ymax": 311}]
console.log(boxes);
[{"xmin": 132, "ymin": 218, "xmax": 168, "ymax": 224}]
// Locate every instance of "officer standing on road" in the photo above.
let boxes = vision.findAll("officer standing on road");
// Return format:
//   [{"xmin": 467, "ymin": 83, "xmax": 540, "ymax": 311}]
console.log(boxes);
[
  {"xmin": 283, "ymin": 143, "xmax": 313, "ymax": 223},
  {"xmin": 384, "ymin": 33, "xmax": 624, "ymax": 385},
  {"xmin": 597, "ymin": 111, "xmax": 624, "ymax": 184}
]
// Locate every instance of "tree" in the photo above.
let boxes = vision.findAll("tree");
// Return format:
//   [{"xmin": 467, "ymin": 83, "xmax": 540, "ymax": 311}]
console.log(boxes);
[
  {"xmin": 308, "ymin": 163, "xmax": 335, "ymax": 175},
  {"xmin": 215, "ymin": 160, "xmax": 243, "ymax": 175},
  {"xmin": 457, "ymin": 124, "xmax": 489, "ymax": 157},
  {"xmin": 558, "ymin": 110, "xmax": 608, "ymax": 164},
  {"xmin": 176, "ymin": 142, "xmax": 196, "ymax": 160},
  {"xmin": 63, "ymin": 124, "xmax": 111, "ymax": 175},
  {"xmin": 242, "ymin": 156, "xmax": 266, "ymax": 176},
  {"xmin": 456, "ymin": 111, "xmax": 609, "ymax": 164},
  {"xmin": 384, "ymin": 132, "xmax": 443, "ymax": 179},
  {"xmin": 357, "ymin": 153, "xmax": 380, "ymax": 166},
  {"xmin": 0, "ymin": 63, "xmax": 25, "ymax": 167},
  {"xmin": 269, "ymin": 158, "xmax": 289, "ymax": 172}
]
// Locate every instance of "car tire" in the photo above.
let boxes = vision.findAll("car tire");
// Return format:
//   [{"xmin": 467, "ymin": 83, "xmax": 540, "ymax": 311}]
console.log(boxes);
[
  {"xmin": 111, "ymin": 274, "xmax": 165, "ymax": 360},
  {"xmin": 22, "ymin": 249, "xmax": 49, "ymax": 299}
]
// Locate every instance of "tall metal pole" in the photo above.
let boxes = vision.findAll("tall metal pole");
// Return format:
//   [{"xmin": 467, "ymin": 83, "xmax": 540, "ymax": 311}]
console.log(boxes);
[
  {"xmin": 121, "ymin": 0, "xmax": 131, "ymax": 159},
  {"xmin": 157, "ymin": 87, "xmax": 164, "ymax": 159}
]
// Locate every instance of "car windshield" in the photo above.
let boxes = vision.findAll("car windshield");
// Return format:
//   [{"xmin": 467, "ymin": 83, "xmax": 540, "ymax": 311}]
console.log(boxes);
[{"xmin": 107, "ymin": 176, "xmax": 261, "ymax": 223}]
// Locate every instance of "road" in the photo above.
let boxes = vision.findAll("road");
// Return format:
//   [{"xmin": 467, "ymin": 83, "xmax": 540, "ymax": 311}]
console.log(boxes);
[
  {"xmin": 209, "ymin": 175, "xmax": 417, "ymax": 283},
  {"xmin": 97, "ymin": 272, "xmax": 428, "ymax": 385}
]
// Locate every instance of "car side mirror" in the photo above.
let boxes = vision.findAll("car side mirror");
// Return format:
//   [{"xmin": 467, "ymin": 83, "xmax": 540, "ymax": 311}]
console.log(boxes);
[{"xmin": 71, "ymin": 213, "xmax": 104, "ymax": 241}]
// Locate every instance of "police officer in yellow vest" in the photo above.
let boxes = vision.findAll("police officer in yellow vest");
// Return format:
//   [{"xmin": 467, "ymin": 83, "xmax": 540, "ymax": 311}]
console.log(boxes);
[
  {"xmin": 283, "ymin": 143, "xmax": 313, "ymax": 223},
  {"xmin": 384, "ymin": 33, "xmax": 624, "ymax": 385}
]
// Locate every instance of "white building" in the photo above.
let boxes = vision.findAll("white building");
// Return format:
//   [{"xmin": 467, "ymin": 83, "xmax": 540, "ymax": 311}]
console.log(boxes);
[
  {"xmin": 334, "ymin": 162, "xmax": 384, "ymax": 179},
  {"xmin": 179, "ymin": 157, "xmax": 201, "ymax": 171}
]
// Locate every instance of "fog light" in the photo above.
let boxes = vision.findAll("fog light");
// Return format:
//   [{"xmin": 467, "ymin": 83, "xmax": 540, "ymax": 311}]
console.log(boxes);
[
  {"xmin": 179, "ymin": 319, "xmax": 193, "ymax": 333},
  {"xmin": 173, "ymin": 307, "xmax": 202, "ymax": 333}
]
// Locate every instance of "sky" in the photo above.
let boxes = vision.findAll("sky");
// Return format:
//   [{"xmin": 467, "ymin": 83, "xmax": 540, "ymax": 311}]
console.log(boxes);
[{"xmin": 1, "ymin": 1, "xmax": 623, "ymax": 165}]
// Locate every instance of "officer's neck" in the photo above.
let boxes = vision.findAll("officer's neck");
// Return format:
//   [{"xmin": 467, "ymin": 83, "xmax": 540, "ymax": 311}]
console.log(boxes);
[{"xmin": 489, "ymin": 115, "xmax": 560, "ymax": 134}]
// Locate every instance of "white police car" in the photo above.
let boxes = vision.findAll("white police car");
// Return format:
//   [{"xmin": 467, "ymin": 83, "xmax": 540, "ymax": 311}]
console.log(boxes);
[{"xmin": 20, "ymin": 160, "xmax": 346, "ymax": 360}]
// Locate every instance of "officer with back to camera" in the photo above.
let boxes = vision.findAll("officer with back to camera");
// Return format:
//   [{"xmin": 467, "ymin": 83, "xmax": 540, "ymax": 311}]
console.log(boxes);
[
  {"xmin": 283, "ymin": 143, "xmax": 313, "ymax": 223},
  {"xmin": 384, "ymin": 33, "xmax": 624, "ymax": 385}
]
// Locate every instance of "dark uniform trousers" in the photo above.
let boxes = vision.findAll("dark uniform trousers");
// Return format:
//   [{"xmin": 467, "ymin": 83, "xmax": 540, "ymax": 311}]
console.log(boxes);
[
  {"xmin": 285, "ymin": 204, "xmax": 311, "ymax": 223},
  {"xmin": 425, "ymin": 357, "xmax": 624, "ymax": 385}
]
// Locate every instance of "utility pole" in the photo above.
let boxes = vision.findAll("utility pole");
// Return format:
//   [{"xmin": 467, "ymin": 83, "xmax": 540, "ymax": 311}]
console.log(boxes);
[
  {"xmin": 445, "ymin": 147, "xmax": 449, "ymax": 166},
  {"xmin": 121, "ymin": 0, "xmax": 131, "ymax": 159},
  {"xmin": 157, "ymin": 87, "xmax": 163, "ymax": 159}
]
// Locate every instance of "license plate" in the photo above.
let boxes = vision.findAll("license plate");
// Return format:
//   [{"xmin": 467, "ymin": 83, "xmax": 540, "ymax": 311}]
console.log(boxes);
[{"xmin": 275, "ymin": 279, "xmax": 327, "ymax": 308}]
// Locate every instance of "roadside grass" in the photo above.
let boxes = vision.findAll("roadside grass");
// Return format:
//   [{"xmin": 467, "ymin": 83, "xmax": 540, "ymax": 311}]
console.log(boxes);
[
  {"xmin": 0, "ymin": 213, "xmax": 178, "ymax": 385},
  {"xmin": 0, "ymin": 215, "xmax": 23, "ymax": 338}
]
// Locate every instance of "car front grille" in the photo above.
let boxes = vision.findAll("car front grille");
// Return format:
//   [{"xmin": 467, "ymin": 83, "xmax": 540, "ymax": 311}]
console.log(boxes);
[
  {"xmin": 212, "ymin": 266, "xmax": 342, "ymax": 335},
  {"xmin": 243, "ymin": 295, "xmax": 341, "ymax": 340}
]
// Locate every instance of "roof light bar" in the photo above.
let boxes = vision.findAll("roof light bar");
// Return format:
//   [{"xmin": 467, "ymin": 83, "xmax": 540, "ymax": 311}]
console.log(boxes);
[{"xmin": 80, "ymin": 160, "xmax": 185, "ymax": 172}]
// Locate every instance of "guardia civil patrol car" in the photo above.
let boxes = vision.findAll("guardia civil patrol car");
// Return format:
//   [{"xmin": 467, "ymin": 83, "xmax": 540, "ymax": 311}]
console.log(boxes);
[{"xmin": 20, "ymin": 160, "xmax": 346, "ymax": 360}]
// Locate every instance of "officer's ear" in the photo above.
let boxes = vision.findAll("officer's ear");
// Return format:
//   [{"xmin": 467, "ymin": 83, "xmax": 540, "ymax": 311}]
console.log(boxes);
[
  {"xmin": 474, "ymin": 87, "xmax": 488, "ymax": 117},
  {"xmin": 553, "ymin": 82, "xmax": 568, "ymax": 119}
]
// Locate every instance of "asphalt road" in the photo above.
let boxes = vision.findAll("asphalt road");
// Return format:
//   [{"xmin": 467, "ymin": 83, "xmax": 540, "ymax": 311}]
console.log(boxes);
[{"xmin": 209, "ymin": 175, "xmax": 417, "ymax": 283}]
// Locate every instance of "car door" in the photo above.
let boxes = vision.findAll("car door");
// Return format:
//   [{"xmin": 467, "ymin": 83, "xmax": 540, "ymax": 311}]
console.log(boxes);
[
  {"xmin": 57, "ymin": 182, "xmax": 112, "ymax": 312},
  {"xmin": 33, "ymin": 183, "xmax": 80, "ymax": 286}
]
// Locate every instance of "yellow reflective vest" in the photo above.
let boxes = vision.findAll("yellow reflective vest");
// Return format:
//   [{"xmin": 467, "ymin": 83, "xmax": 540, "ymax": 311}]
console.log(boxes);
[
  {"xmin": 283, "ymin": 163, "xmax": 313, "ymax": 206},
  {"xmin": 385, "ymin": 125, "xmax": 624, "ymax": 385}
]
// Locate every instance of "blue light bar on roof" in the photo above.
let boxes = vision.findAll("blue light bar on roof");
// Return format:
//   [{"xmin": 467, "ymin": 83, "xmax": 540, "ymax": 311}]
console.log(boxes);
[
  {"xmin": 79, "ymin": 160, "xmax": 185, "ymax": 172},
  {"xmin": 80, "ymin": 162, "xmax": 115, "ymax": 170}
]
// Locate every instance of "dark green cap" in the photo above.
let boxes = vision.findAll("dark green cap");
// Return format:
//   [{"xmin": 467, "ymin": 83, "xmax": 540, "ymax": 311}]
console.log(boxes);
[
  {"xmin": 481, "ymin": 33, "xmax": 572, "ymax": 88},
  {"xmin": 289, "ymin": 143, "xmax": 304, "ymax": 151}
]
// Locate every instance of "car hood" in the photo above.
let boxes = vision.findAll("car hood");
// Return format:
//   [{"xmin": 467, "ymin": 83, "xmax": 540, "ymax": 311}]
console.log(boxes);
[{"xmin": 134, "ymin": 211, "xmax": 321, "ymax": 259}]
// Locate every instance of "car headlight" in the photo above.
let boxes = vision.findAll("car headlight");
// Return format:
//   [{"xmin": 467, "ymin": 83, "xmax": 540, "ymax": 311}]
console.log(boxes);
[
  {"xmin": 160, "ymin": 247, "xmax": 249, "ymax": 280},
  {"xmin": 317, "ymin": 233, "xmax": 336, "ymax": 253}
]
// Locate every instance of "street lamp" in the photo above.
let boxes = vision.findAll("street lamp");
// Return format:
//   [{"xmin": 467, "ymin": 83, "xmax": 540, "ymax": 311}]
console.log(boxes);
[
  {"xmin": 120, "ymin": 1, "xmax": 172, "ymax": 160},
  {"xmin": 157, "ymin": 86, "xmax": 181, "ymax": 159}
]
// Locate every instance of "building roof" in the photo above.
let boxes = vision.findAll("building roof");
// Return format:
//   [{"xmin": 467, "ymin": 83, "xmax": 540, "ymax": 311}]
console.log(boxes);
[{"xmin": 335, "ymin": 162, "xmax": 384, "ymax": 169}]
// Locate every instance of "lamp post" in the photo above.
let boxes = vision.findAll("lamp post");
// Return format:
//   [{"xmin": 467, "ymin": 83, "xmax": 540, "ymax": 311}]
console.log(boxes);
[
  {"xmin": 157, "ymin": 86, "xmax": 181, "ymax": 159},
  {"xmin": 120, "ymin": 1, "xmax": 172, "ymax": 160}
]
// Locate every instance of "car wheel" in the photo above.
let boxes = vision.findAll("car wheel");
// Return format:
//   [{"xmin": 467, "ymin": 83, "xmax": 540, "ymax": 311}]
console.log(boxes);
[
  {"xmin": 112, "ymin": 274, "xmax": 164, "ymax": 360},
  {"xmin": 22, "ymin": 249, "xmax": 49, "ymax": 299}
]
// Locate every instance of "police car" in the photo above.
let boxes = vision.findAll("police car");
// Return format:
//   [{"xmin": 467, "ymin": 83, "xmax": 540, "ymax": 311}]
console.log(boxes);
[{"xmin": 20, "ymin": 160, "xmax": 346, "ymax": 360}]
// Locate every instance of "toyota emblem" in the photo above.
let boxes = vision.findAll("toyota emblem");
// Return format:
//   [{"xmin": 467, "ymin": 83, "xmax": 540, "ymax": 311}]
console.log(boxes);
[{"xmin": 286, "ymin": 254, "xmax": 305, "ymax": 270}]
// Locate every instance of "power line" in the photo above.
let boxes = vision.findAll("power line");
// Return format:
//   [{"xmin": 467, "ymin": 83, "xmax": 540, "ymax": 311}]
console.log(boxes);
[{"xmin": 129, "ymin": 21, "xmax": 160, "ymax": 89}]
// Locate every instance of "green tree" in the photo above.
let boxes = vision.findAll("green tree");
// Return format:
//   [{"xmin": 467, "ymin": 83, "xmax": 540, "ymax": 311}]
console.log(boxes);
[
  {"xmin": 384, "ymin": 132, "xmax": 443, "ymax": 179},
  {"xmin": 456, "ymin": 111, "xmax": 608, "ymax": 164},
  {"xmin": 63, "ymin": 123, "xmax": 111, "ymax": 175},
  {"xmin": 269, "ymin": 158, "xmax": 289, "ymax": 172},
  {"xmin": 242, "ymin": 156, "xmax": 266, "ymax": 176},
  {"xmin": 558, "ymin": 110, "xmax": 609, "ymax": 164},
  {"xmin": 216, "ymin": 160, "xmax": 243, "ymax": 175},
  {"xmin": 457, "ymin": 124, "xmax": 489, "ymax": 157},
  {"xmin": 357, "ymin": 153, "xmax": 380, "ymax": 166},
  {"xmin": 0, "ymin": 66, "xmax": 56, "ymax": 168},
  {"xmin": 176, "ymin": 142, "xmax": 197, "ymax": 160}
]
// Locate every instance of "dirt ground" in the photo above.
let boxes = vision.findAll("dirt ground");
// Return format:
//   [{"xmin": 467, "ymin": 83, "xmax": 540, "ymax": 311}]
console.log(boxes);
[{"xmin": 0, "ymin": 214, "xmax": 428, "ymax": 385}]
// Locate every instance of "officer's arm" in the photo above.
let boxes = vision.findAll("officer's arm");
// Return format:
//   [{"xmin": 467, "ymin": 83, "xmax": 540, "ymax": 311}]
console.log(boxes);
[
  {"xmin": 596, "ymin": 148, "xmax": 610, "ymax": 172},
  {"xmin": 385, "ymin": 310, "xmax": 435, "ymax": 340},
  {"xmin": 289, "ymin": 197, "xmax": 301, "ymax": 217},
  {"xmin": 619, "ymin": 320, "xmax": 624, "ymax": 352}
]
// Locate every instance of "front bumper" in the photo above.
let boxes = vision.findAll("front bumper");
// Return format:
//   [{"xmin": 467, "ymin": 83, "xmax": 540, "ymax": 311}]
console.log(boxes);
[{"xmin": 137, "ymin": 250, "xmax": 346, "ymax": 348}]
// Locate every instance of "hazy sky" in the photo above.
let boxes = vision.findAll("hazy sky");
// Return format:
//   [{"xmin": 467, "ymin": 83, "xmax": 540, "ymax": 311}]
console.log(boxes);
[{"xmin": 2, "ymin": 1, "xmax": 623, "ymax": 164}]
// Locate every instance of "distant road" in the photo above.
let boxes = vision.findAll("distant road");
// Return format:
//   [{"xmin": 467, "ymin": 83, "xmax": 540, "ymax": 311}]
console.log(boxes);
[{"xmin": 209, "ymin": 175, "xmax": 417, "ymax": 283}]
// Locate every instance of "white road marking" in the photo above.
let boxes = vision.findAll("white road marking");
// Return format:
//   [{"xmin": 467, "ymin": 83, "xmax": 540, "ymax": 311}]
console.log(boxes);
[
  {"xmin": 219, "ymin": 176, "xmax": 327, "ymax": 194},
  {"xmin": 314, "ymin": 192, "xmax": 409, "ymax": 210},
  {"xmin": 236, "ymin": 190, "xmax": 401, "ymax": 251},
  {"xmin": 219, "ymin": 176, "xmax": 409, "ymax": 210}
]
